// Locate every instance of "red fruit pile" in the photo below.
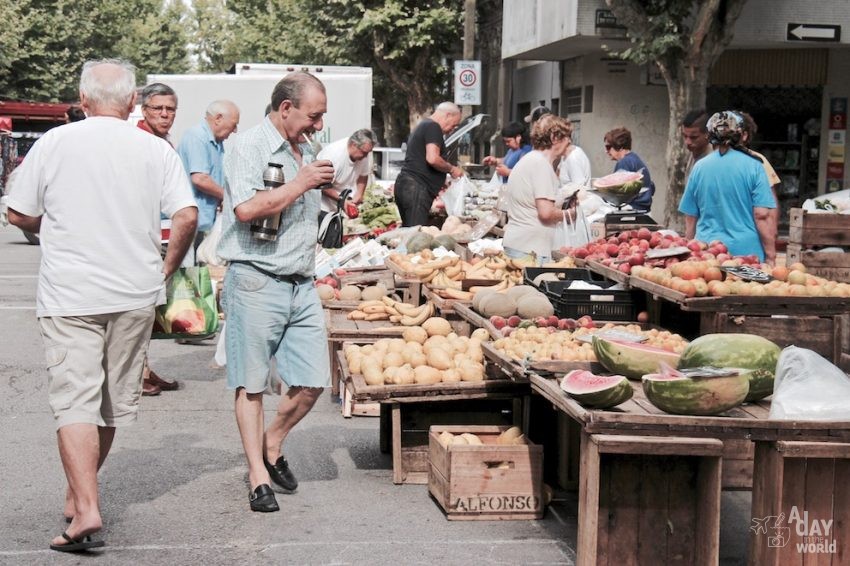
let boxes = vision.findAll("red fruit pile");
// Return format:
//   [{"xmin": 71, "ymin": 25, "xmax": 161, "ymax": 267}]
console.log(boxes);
[
  {"xmin": 561, "ymin": 230, "xmax": 741, "ymax": 274},
  {"xmin": 489, "ymin": 314, "xmax": 595, "ymax": 336}
]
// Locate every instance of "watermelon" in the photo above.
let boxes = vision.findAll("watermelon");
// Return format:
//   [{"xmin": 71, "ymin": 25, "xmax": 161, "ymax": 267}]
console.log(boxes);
[
  {"xmin": 592, "ymin": 336, "xmax": 682, "ymax": 380},
  {"xmin": 560, "ymin": 370, "xmax": 633, "ymax": 409},
  {"xmin": 642, "ymin": 368, "xmax": 750, "ymax": 416},
  {"xmin": 593, "ymin": 171, "xmax": 643, "ymax": 190},
  {"xmin": 677, "ymin": 334, "xmax": 780, "ymax": 402}
]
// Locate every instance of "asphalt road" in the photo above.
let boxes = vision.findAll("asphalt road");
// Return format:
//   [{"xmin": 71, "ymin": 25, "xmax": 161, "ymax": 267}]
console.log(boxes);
[{"xmin": 0, "ymin": 224, "xmax": 751, "ymax": 565}]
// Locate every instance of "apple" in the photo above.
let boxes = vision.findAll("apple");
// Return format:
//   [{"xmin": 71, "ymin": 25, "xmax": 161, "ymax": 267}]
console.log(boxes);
[
  {"xmin": 577, "ymin": 315, "xmax": 595, "ymax": 329},
  {"xmin": 489, "ymin": 315, "xmax": 506, "ymax": 330},
  {"xmin": 558, "ymin": 318, "xmax": 578, "ymax": 330},
  {"xmin": 637, "ymin": 227, "xmax": 652, "ymax": 241},
  {"xmin": 605, "ymin": 244, "xmax": 619, "ymax": 257},
  {"xmin": 533, "ymin": 316, "xmax": 549, "ymax": 327},
  {"xmin": 547, "ymin": 315, "xmax": 560, "ymax": 327},
  {"xmin": 618, "ymin": 262, "xmax": 632, "ymax": 274},
  {"xmin": 333, "ymin": 268, "xmax": 348, "ymax": 276},
  {"xmin": 628, "ymin": 253, "xmax": 645, "ymax": 266},
  {"xmin": 574, "ymin": 248, "xmax": 589, "ymax": 259},
  {"xmin": 507, "ymin": 315, "xmax": 522, "ymax": 328}
]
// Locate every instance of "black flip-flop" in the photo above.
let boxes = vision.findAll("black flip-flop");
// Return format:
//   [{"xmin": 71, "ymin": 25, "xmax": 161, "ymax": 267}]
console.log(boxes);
[{"xmin": 49, "ymin": 532, "xmax": 105, "ymax": 553}]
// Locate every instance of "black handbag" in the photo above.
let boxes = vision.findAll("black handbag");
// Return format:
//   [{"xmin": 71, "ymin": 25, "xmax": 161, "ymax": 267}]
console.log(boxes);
[{"xmin": 317, "ymin": 188, "xmax": 351, "ymax": 249}]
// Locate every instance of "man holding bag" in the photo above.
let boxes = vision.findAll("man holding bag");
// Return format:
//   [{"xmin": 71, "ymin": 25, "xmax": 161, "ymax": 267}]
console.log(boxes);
[
  {"xmin": 7, "ymin": 59, "xmax": 197, "ymax": 552},
  {"xmin": 218, "ymin": 72, "xmax": 335, "ymax": 513}
]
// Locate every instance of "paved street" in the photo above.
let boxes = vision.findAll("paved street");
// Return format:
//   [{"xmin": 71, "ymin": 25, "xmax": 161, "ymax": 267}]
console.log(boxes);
[{"xmin": 0, "ymin": 224, "xmax": 751, "ymax": 565}]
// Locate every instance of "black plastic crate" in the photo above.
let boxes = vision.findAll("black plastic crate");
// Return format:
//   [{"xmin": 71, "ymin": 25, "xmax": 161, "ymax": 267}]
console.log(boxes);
[
  {"xmin": 540, "ymin": 279, "xmax": 639, "ymax": 321},
  {"xmin": 523, "ymin": 267, "xmax": 606, "ymax": 289}
]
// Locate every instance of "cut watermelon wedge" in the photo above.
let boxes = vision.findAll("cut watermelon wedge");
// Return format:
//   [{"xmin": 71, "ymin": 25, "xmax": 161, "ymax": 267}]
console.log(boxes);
[{"xmin": 560, "ymin": 369, "xmax": 633, "ymax": 409}]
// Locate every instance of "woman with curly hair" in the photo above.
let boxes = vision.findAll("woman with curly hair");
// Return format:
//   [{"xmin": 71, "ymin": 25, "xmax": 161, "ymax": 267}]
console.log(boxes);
[{"xmin": 502, "ymin": 114, "xmax": 578, "ymax": 264}]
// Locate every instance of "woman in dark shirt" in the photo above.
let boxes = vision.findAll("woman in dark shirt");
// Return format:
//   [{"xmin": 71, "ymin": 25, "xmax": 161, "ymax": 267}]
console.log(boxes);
[{"xmin": 603, "ymin": 127, "xmax": 654, "ymax": 210}]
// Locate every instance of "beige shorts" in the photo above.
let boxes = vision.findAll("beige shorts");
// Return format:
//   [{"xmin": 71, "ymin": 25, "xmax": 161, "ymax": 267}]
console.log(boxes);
[{"xmin": 39, "ymin": 306, "xmax": 155, "ymax": 429}]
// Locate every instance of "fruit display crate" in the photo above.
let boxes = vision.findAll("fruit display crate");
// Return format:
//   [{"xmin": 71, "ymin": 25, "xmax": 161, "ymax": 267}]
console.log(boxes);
[
  {"xmin": 481, "ymin": 340, "xmax": 605, "ymax": 381},
  {"xmin": 325, "ymin": 310, "xmax": 405, "ymax": 398},
  {"xmin": 583, "ymin": 260, "xmax": 633, "ymax": 288},
  {"xmin": 788, "ymin": 208, "xmax": 850, "ymax": 246},
  {"xmin": 422, "ymin": 285, "xmax": 472, "ymax": 315},
  {"xmin": 334, "ymin": 265, "xmax": 396, "ymax": 289},
  {"xmin": 786, "ymin": 243, "xmax": 850, "ymax": 283},
  {"xmin": 522, "ymin": 267, "xmax": 606, "ymax": 289},
  {"xmin": 540, "ymin": 279, "xmax": 641, "ymax": 321},
  {"xmin": 428, "ymin": 425, "xmax": 544, "ymax": 521}
]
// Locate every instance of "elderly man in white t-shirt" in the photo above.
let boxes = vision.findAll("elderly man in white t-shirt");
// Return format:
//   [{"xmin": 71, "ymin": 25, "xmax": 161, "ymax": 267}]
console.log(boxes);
[
  {"xmin": 316, "ymin": 128, "xmax": 376, "ymax": 215},
  {"xmin": 7, "ymin": 59, "xmax": 197, "ymax": 553}
]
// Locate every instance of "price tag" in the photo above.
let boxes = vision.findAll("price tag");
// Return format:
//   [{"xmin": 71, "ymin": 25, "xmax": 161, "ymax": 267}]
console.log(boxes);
[
  {"xmin": 678, "ymin": 366, "xmax": 743, "ymax": 378},
  {"xmin": 644, "ymin": 246, "xmax": 691, "ymax": 259},
  {"xmin": 719, "ymin": 265, "xmax": 772, "ymax": 282},
  {"xmin": 575, "ymin": 329, "xmax": 648, "ymax": 344}
]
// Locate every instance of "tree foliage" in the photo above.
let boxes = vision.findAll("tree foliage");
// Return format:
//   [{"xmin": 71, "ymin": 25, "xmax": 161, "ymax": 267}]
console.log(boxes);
[
  {"xmin": 0, "ymin": 0, "xmax": 191, "ymax": 102},
  {"xmin": 605, "ymin": 0, "xmax": 749, "ymax": 229},
  {"xmin": 191, "ymin": 0, "xmax": 463, "ymax": 143}
]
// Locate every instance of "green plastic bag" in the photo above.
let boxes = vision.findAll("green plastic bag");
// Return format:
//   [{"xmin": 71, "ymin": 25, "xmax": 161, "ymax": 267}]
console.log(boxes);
[{"xmin": 151, "ymin": 266, "xmax": 219, "ymax": 339}]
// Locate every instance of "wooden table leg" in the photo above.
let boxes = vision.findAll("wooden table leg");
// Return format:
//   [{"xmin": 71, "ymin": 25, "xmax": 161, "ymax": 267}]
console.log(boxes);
[{"xmin": 391, "ymin": 402, "xmax": 402, "ymax": 484}]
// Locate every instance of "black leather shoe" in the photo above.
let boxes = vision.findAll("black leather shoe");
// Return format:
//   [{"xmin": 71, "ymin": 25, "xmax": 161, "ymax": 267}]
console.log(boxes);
[
  {"xmin": 249, "ymin": 484, "xmax": 279, "ymax": 512},
  {"xmin": 264, "ymin": 456, "xmax": 298, "ymax": 492}
]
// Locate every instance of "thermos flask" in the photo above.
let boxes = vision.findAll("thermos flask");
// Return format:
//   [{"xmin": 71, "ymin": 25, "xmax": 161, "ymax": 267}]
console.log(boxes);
[{"xmin": 250, "ymin": 163, "xmax": 285, "ymax": 241}]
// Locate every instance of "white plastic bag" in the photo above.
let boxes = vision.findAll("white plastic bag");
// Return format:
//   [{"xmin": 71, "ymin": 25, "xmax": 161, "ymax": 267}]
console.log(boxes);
[
  {"xmin": 769, "ymin": 346, "xmax": 850, "ymax": 420},
  {"xmin": 552, "ymin": 205, "xmax": 591, "ymax": 249},
  {"xmin": 197, "ymin": 215, "xmax": 225, "ymax": 266},
  {"xmin": 443, "ymin": 176, "xmax": 472, "ymax": 217}
]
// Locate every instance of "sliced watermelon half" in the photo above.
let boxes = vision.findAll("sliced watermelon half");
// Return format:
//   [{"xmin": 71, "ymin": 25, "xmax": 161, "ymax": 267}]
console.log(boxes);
[
  {"xmin": 642, "ymin": 368, "xmax": 750, "ymax": 416},
  {"xmin": 592, "ymin": 171, "xmax": 643, "ymax": 189},
  {"xmin": 560, "ymin": 369, "xmax": 633, "ymax": 409}
]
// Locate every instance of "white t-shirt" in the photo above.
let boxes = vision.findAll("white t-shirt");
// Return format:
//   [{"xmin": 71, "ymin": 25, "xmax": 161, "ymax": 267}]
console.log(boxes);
[
  {"xmin": 502, "ymin": 150, "xmax": 559, "ymax": 258},
  {"xmin": 7, "ymin": 116, "xmax": 196, "ymax": 317},
  {"xmin": 317, "ymin": 138, "xmax": 370, "ymax": 212},
  {"xmin": 559, "ymin": 145, "xmax": 591, "ymax": 187}
]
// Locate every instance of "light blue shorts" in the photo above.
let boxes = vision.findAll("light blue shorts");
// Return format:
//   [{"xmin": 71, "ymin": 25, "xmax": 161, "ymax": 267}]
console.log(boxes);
[{"xmin": 222, "ymin": 263, "xmax": 330, "ymax": 393}]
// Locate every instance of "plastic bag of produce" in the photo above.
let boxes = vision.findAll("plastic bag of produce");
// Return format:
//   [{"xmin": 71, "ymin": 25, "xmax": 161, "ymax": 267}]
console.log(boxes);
[
  {"xmin": 769, "ymin": 346, "xmax": 850, "ymax": 420},
  {"xmin": 152, "ymin": 266, "xmax": 219, "ymax": 339},
  {"xmin": 552, "ymin": 203, "xmax": 591, "ymax": 249},
  {"xmin": 196, "ymin": 215, "xmax": 225, "ymax": 266},
  {"xmin": 443, "ymin": 176, "xmax": 472, "ymax": 217}
]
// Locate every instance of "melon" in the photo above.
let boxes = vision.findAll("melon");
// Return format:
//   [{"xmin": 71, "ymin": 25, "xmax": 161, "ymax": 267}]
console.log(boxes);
[
  {"xmin": 677, "ymin": 333, "xmax": 780, "ymax": 402},
  {"xmin": 472, "ymin": 289, "xmax": 497, "ymax": 312},
  {"xmin": 642, "ymin": 368, "xmax": 750, "ymax": 416},
  {"xmin": 338, "ymin": 285, "xmax": 362, "ymax": 301},
  {"xmin": 471, "ymin": 328, "xmax": 491, "ymax": 341},
  {"xmin": 516, "ymin": 293, "xmax": 554, "ymax": 319},
  {"xmin": 402, "ymin": 326, "xmax": 429, "ymax": 345},
  {"xmin": 505, "ymin": 285, "xmax": 538, "ymax": 302},
  {"xmin": 360, "ymin": 284, "xmax": 388, "ymax": 300},
  {"xmin": 406, "ymin": 232, "xmax": 435, "ymax": 253},
  {"xmin": 593, "ymin": 336, "xmax": 682, "ymax": 380},
  {"xmin": 316, "ymin": 284, "xmax": 336, "ymax": 300},
  {"xmin": 560, "ymin": 369, "xmax": 633, "ymax": 409},
  {"xmin": 478, "ymin": 294, "xmax": 517, "ymax": 318},
  {"xmin": 434, "ymin": 234, "xmax": 457, "ymax": 250}
]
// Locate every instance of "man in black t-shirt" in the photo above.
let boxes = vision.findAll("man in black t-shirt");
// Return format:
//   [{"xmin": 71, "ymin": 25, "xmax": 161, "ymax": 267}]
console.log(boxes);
[{"xmin": 395, "ymin": 102, "xmax": 463, "ymax": 226}]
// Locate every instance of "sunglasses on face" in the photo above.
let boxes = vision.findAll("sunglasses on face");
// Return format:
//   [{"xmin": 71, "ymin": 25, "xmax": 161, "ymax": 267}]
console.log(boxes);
[{"xmin": 604, "ymin": 144, "xmax": 613, "ymax": 151}]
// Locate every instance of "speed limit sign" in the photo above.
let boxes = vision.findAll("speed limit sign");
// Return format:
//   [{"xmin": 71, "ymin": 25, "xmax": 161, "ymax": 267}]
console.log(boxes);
[{"xmin": 454, "ymin": 60, "xmax": 481, "ymax": 105}]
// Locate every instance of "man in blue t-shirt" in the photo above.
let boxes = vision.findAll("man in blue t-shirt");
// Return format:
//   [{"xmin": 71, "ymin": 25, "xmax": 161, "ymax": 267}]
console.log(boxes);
[
  {"xmin": 176, "ymin": 100, "xmax": 240, "ymax": 262},
  {"xmin": 679, "ymin": 110, "xmax": 776, "ymax": 263}
]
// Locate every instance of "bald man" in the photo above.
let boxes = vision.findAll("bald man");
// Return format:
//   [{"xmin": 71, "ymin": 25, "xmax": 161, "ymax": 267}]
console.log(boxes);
[
  {"xmin": 395, "ymin": 102, "xmax": 463, "ymax": 226},
  {"xmin": 177, "ymin": 100, "xmax": 240, "ymax": 243}
]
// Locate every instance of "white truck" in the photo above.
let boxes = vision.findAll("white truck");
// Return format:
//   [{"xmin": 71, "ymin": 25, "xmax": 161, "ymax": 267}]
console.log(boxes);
[{"xmin": 146, "ymin": 63, "xmax": 373, "ymax": 148}]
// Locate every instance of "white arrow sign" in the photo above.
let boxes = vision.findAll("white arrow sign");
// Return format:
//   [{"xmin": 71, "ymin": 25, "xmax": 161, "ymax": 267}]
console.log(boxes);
[{"xmin": 787, "ymin": 23, "xmax": 841, "ymax": 42}]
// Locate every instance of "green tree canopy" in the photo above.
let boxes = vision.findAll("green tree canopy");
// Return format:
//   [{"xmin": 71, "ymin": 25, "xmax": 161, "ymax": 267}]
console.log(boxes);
[{"xmin": 0, "ymin": 0, "xmax": 191, "ymax": 102}]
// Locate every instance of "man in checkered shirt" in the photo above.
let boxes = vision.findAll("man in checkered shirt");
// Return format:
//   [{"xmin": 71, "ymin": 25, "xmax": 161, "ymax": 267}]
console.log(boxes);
[{"xmin": 218, "ymin": 71, "xmax": 335, "ymax": 513}]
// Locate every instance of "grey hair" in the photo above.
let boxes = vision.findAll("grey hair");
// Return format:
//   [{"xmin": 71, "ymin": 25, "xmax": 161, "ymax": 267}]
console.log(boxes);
[
  {"xmin": 435, "ymin": 102, "xmax": 460, "ymax": 115},
  {"xmin": 139, "ymin": 82, "xmax": 177, "ymax": 107},
  {"xmin": 348, "ymin": 128, "xmax": 376, "ymax": 149},
  {"xmin": 206, "ymin": 99, "xmax": 238, "ymax": 118},
  {"xmin": 270, "ymin": 72, "xmax": 325, "ymax": 112},
  {"xmin": 79, "ymin": 59, "xmax": 136, "ymax": 111}
]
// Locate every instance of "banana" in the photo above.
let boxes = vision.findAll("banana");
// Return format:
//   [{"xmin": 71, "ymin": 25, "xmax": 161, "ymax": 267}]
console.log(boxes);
[
  {"xmin": 384, "ymin": 305, "xmax": 402, "ymax": 316},
  {"xmin": 381, "ymin": 296, "xmax": 396, "ymax": 307},
  {"xmin": 348, "ymin": 310, "xmax": 367, "ymax": 320},
  {"xmin": 400, "ymin": 302, "xmax": 433, "ymax": 326},
  {"xmin": 362, "ymin": 305, "xmax": 388, "ymax": 315},
  {"xmin": 444, "ymin": 263, "xmax": 463, "ymax": 279},
  {"xmin": 487, "ymin": 258, "xmax": 507, "ymax": 270},
  {"xmin": 414, "ymin": 265, "xmax": 436, "ymax": 278},
  {"xmin": 364, "ymin": 312, "xmax": 389, "ymax": 321},
  {"xmin": 358, "ymin": 300, "xmax": 386, "ymax": 309},
  {"xmin": 419, "ymin": 269, "xmax": 440, "ymax": 283},
  {"xmin": 467, "ymin": 260, "xmax": 489, "ymax": 274},
  {"xmin": 390, "ymin": 315, "xmax": 402, "ymax": 323},
  {"xmin": 443, "ymin": 288, "xmax": 473, "ymax": 301},
  {"xmin": 393, "ymin": 302, "xmax": 421, "ymax": 317}
]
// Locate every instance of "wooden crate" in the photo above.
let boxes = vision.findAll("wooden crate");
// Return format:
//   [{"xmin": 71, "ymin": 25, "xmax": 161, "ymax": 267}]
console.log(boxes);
[
  {"xmin": 392, "ymin": 399, "xmax": 521, "ymax": 484},
  {"xmin": 789, "ymin": 208, "xmax": 850, "ymax": 246},
  {"xmin": 577, "ymin": 433, "xmax": 723, "ymax": 566},
  {"xmin": 749, "ymin": 440, "xmax": 850, "ymax": 565},
  {"xmin": 428, "ymin": 425, "xmax": 543, "ymax": 520},
  {"xmin": 700, "ymin": 311, "xmax": 850, "ymax": 366},
  {"xmin": 786, "ymin": 243, "xmax": 850, "ymax": 282}
]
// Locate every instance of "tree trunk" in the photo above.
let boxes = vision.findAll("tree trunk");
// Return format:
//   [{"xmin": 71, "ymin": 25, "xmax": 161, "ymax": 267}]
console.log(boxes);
[
  {"xmin": 407, "ymin": 92, "xmax": 432, "ymax": 133},
  {"xmin": 661, "ymin": 62, "xmax": 708, "ymax": 232}
]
